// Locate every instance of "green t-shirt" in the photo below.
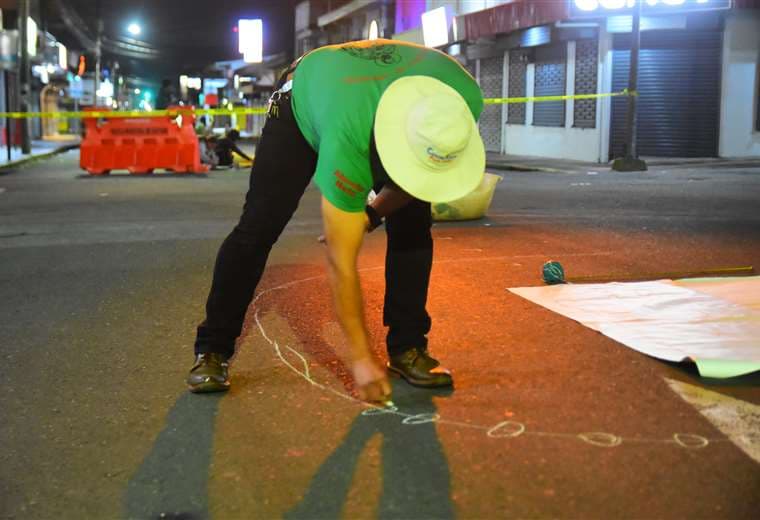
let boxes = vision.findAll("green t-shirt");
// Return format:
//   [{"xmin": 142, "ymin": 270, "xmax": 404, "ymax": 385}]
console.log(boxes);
[{"xmin": 292, "ymin": 39, "xmax": 483, "ymax": 212}]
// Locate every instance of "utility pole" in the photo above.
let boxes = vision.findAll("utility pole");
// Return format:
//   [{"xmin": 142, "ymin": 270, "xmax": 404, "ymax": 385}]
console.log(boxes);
[
  {"xmin": 612, "ymin": 0, "xmax": 647, "ymax": 172},
  {"xmin": 95, "ymin": 1, "xmax": 102, "ymax": 107},
  {"xmin": 17, "ymin": 0, "xmax": 31, "ymax": 154},
  {"xmin": 113, "ymin": 61, "xmax": 120, "ymax": 108},
  {"xmin": 2, "ymin": 19, "xmax": 15, "ymax": 161}
]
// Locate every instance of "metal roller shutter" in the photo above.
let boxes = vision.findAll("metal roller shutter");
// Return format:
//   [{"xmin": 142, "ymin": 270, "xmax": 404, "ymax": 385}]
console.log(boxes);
[
  {"xmin": 533, "ymin": 43, "xmax": 567, "ymax": 127},
  {"xmin": 757, "ymin": 75, "xmax": 760, "ymax": 132},
  {"xmin": 465, "ymin": 61, "xmax": 477, "ymax": 81},
  {"xmin": 574, "ymin": 39, "xmax": 598, "ymax": 129},
  {"xmin": 611, "ymin": 31, "xmax": 722, "ymax": 158},
  {"xmin": 507, "ymin": 49, "xmax": 529, "ymax": 125},
  {"xmin": 478, "ymin": 56, "xmax": 504, "ymax": 153}
]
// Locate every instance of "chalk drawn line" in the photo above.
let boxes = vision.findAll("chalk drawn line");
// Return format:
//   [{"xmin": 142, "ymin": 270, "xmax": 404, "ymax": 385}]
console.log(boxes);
[{"xmin": 251, "ymin": 256, "xmax": 725, "ymax": 450}]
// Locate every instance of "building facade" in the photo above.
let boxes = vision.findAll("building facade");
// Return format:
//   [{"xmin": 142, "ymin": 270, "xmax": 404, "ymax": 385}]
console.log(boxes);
[
  {"xmin": 292, "ymin": 1, "xmax": 760, "ymax": 162},
  {"xmin": 1, "ymin": 0, "xmax": 77, "ymax": 143},
  {"xmin": 295, "ymin": 0, "xmax": 395, "ymax": 56},
  {"xmin": 402, "ymin": 1, "xmax": 760, "ymax": 162}
]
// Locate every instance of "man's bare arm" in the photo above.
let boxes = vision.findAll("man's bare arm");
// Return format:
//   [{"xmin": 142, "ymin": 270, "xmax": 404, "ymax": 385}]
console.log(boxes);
[{"xmin": 321, "ymin": 196, "xmax": 391, "ymax": 404}]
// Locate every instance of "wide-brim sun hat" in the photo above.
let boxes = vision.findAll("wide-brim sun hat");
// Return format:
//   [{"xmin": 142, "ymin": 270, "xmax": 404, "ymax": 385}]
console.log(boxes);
[{"xmin": 374, "ymin": 75, "xmax": 485, "ymax": 203}]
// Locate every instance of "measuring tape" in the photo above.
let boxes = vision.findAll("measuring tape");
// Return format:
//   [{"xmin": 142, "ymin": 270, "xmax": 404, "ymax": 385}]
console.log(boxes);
[{"xmin": 0, "ymin": 90, "xmax": 636, "ymax": 119}]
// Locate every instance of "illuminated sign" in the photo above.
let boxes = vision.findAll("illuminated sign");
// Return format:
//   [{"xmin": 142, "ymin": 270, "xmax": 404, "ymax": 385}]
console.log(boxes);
[
  {"xmin": 96, "ymin": 78, "xmax": 114, "ymax": 99},
  {"xmin": 0, "ymin": 31, "xmax": 19, "ymax": 71},
  {"xmin": 27, "ymin": 17, "xmax": 38, "ymax": 57},
  {"xmin": 32, "ymin": 64, "xmax": 49, "ymax": 84},
  {"xmin": 58, "ymin": 43, "xmax": 67, "ymax": 69},
  {"xmin": 180, "ymin": 75, "xmax": 202, "ymax": 90},
  {"xmin": 422, "ymin": 7, "xmax": 450, "ymax": 48},
  {"xmin": 368, "ymin": 20, "xmax": 379, "ymax": 40},
  {"xmin": 571, "ymin": 0, "xmax": 732, "ymax": 16},
  {"xmin": 238, "ymin": 19, "xmax": 263, "ymax": 64}
]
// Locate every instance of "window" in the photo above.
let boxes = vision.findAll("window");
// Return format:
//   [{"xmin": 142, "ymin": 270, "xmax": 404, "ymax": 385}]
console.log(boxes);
[
  {"xmin": 507, "ymin": 49, "xmax": 529, "ymax": 125},
  {"xmin": 574, "ymin": 39, "xmax": 598, "ymax": 129},
  {"xmin": 533, "ymin": 43, "xmax": 567, "ymax": 127}
]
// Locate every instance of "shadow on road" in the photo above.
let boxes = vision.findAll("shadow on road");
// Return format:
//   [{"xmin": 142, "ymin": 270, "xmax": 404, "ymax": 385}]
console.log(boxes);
[
  {"xmin": 662, "ymin": 359, "xmax": 760, "ymax": 387},
  {"xmin": 123, "ymin": 392, "xmax": 222, "ymax": 520},
  {"xmin": 285, "ymin": 383, "xmax": 454, "ymax": 519}
]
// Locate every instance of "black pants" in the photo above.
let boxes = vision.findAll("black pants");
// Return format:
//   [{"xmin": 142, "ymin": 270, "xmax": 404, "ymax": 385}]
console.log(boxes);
[{"xmin": 194, "ymin": 94, "xmax": 433, "ymax": 359}]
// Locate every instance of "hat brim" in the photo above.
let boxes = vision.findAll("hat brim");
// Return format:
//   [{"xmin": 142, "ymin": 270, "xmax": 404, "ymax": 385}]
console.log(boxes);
[{"xmin": 374, "ymin": 76, "xmax": 485, "ymax": 203}]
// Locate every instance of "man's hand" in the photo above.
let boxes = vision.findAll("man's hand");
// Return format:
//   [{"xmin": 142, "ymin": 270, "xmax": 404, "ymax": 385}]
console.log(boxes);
[
  {"xmin": 370, "ymin": 182, "xmax": 413, "ymax": 219},
  {"xmin": 352, "ymin": 357, "xmax": 392, "ymax": 406}
]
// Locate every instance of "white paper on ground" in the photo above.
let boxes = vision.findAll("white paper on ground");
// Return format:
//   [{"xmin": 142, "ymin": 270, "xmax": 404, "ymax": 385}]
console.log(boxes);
[{"xmin": 509, "ymin": 276, "xmax": 760, "ymax": 378}]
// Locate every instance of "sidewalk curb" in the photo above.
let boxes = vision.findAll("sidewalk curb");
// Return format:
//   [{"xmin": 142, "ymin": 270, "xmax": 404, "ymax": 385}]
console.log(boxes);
[
  {"xmin": 486, "ymin": 161, "xmax": 562, "ymax": 173},
  {"xmin": 486, "ymin": 158, "xmax": 760, "ymax": 174},
  {"xmin": 0, "ymin": 143, "xmax": 80, "ymax": 171}
]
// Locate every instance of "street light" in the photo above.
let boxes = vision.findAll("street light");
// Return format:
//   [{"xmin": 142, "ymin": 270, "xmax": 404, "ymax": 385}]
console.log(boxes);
[{"xmin": 127, "ymin": 22, "xmax": 141, "ymax": 36}]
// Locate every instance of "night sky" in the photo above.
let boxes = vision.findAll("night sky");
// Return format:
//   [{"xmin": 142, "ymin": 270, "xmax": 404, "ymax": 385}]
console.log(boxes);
[{"xmin": 49, "ymin": 0, "xmax": 299, "ymax": 80}]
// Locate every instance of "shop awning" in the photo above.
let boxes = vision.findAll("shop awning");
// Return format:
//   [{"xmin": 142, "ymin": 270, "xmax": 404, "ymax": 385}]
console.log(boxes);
[
  {"xmin": 318, "ymin": 0, "xmax": 379, "ymax": 28},
  {"xmin": 461, "ymin": 0, "xmax": 570, "ymax": 41},
  {"xmin": 461, "ymin": 0, "xmax": 758, "ymax": 42}
]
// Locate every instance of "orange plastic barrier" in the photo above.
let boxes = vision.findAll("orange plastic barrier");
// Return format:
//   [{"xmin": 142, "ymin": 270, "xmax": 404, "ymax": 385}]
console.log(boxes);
[{"xmin": 80, "ymin": 106, "xmax": 209, "ymax": 175}]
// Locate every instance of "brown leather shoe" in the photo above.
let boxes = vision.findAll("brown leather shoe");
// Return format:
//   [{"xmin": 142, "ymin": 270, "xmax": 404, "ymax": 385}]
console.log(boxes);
[
  {"xmin": 187, "ymin": 353, "xmax": 230, "ymax": 393},
  {"xmin": 387, "ymin": 348, "xmax": 453, "ymax": 388},
  {"xmin": 416, "ymin": 347, "xmax": 440, "ymax": 370}
]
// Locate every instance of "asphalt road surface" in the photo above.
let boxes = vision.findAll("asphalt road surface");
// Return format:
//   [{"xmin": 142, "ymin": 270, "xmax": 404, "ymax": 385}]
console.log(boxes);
[{"xmin": 1, "ymin": 152, "xmax": 759, "ymax": 519}]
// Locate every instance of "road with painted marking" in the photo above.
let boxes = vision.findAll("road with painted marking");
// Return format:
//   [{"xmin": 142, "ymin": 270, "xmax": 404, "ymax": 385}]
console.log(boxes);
[{"xmin": 1, "ymin": 152, "xmax": 758, "ymax": 518}]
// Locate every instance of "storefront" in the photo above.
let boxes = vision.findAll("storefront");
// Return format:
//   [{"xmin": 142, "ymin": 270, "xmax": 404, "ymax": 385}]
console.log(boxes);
[
  {"xmin": 456, "ymin": 0, "xmax": 760, "ymax": 161},
  {"xmin": 720, "ymin": 4, "xmax": 760, "ymax": 157},
  {"xmin": 608, "ymin": 13, "xmax": 724, "ymax": 158}
]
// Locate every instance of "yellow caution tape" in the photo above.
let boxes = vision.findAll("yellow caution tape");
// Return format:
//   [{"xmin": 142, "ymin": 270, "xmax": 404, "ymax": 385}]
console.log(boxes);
[
  {"xmin": 484, "ymin": 89, "xmax": 636, "ymax": 105},
  {"xmin": 0, "ymin": 90, "xmax": 637, "ymax": 118},
  {"xmin": 0, "ymin": 107, "xmax": 269, "ymax": 119}
]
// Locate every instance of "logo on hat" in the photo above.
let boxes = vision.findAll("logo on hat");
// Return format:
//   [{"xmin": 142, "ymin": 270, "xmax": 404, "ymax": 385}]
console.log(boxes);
[{"xmin": 427, "ymin": 147, "xmax": 459, "ymax": 164}]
